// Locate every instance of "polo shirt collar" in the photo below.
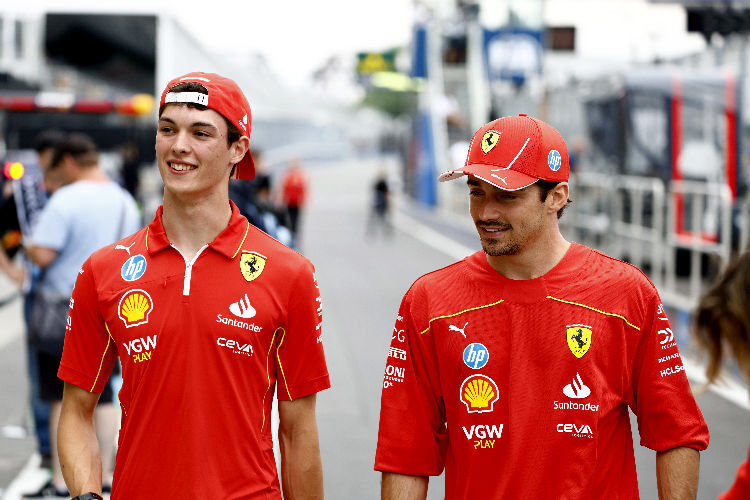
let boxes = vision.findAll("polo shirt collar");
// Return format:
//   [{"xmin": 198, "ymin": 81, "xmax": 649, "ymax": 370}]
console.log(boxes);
[{"xmin": 146, "ymin": 201, "xmax": 249, "ymax": 259}]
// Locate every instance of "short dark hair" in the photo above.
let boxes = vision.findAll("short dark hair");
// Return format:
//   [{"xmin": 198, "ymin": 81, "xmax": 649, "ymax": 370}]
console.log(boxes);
[
  {"xmin": 50, "ymin": 133, "xmax": 98, "ymax": 170},
  {"xmin": 160, "ymin": 82, "xmax": 242, "ymax": 146},
  {"xmin": 536, "ymin": 180, "xmax": 572, "ymax": 219},
  {"xmin": 33, "ymin": 130, "xmax": 65, "ymax": 154}
]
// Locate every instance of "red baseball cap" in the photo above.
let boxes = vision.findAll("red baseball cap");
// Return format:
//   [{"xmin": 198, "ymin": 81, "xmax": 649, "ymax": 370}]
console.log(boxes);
[
  {"xmin": 159, "ymin": 72, "xmax": 255, "ymax": 180},
  {"xmin": 439, "ymin": 114, "xmax": 569, "ymax": 190}
]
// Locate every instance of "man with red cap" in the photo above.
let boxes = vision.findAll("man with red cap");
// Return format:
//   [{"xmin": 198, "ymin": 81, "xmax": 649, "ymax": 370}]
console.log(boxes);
[
  {"xmin": 374, "ymin": 114, "xmax": 709, "ymax": 498},
  {"xmin": 57, "ymin": 72, "xmax": 330, "ymax": 499}
]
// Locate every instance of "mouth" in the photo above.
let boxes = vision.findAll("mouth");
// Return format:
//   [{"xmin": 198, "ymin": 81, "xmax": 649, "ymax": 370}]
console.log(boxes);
[
  {"xmin": 168, "ymin": 161, "xmax": 197, "ymax": 173},
  {"xmin": 477, "ymin": 222, "xmax": 511, "ymax": 236}
]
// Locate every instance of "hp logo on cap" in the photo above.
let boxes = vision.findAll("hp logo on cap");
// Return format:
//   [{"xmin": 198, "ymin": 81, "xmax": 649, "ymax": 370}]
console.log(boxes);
[{"xmin": 548, "ymin": 150, "xmax": 562, "ymax": 172}]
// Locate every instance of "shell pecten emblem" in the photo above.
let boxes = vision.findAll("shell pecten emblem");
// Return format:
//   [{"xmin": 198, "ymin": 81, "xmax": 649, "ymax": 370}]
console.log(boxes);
[
  {"xmin": 118, "ymin": 289, "xmax": 154, "ymax": 328},
  {"xmin": 460, "ymin": 374, "xmax": 499, "ymax": 413}
]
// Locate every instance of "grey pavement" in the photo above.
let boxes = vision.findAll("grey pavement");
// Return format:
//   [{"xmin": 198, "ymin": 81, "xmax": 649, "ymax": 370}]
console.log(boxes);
[{"xmin": 0, "ymin": 156, "xmax": 748, "ymax": 499}]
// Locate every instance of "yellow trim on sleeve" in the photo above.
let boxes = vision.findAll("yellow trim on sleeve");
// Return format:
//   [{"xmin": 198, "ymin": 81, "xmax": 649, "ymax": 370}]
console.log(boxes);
[
  {"xmin": 546, "ymin": 296, "xmax": 641, "ymax": 331},
  {"xmin": 419, "ymin": 299, "xmax": 504, "ymax": 335},
  {"xmin": 231, "ymin": 221, "xmax": 251, "ymax": 259},
  {"xmin": 275, "ymin": 327, "xmax": 293, "ymax": 401},
  {"xmin": 90, "ymin": 323, "xmax": 116, "ymax": 392},
  {"xmin": 261, "ymin": 328, "xmax": 279, "ymax": 432},
  {"xmin": 145, "ymin": 227, "xmax": 149, "ymax": 253}
]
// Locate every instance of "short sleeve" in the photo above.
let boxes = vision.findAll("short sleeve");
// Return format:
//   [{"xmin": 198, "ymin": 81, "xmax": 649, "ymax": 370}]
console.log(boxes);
[
  {"xmin": 374, "ymin": 286, "xmax": 448, "ymax": 476},
  {"xmin": 32, "ymin": 196, "xmax": 68, "ymax": 251},
  {"xmin": 631, "ymin": 290, "xmax": 709, "ymax": 451},
  {"xmin": 57, "ymin": 257, "xmax": 117, "ymax": 394},
  {"xmin": 275, "ymin": 261, "xmax": 330, "ymax": 400}
]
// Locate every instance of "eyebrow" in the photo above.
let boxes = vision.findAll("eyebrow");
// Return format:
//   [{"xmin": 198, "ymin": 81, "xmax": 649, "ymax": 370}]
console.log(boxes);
[
  {"xmin": 158, "ymin": 117, "xmax": 219, "ymax": 131},
  {"xmin": 467, "ymin": 178, "xmax": 480, "ymax": 186}
]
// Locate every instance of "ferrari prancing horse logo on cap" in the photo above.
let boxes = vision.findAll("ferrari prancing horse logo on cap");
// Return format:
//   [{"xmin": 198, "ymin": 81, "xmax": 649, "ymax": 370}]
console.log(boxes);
[
  {"xmin": 240, "ymin": 251, "xmax": 267, "ymax": 282},
  {"xmin": 566, "ymin": 324, "xmax": 592, "ymax": 358},
  {"xmin": 481, "ymin": 130, "xmax": 501, "ymax": 154}
]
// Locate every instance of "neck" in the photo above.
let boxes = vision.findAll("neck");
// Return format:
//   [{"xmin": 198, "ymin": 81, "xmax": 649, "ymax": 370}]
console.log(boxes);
[
  {"xmin": 72, "ymin": 165, "xmax": 109, "ymax": 182},
  {"xmin": 161, "ymin": 192, "xmax": 232, "ymax": 261},
  {"xmin": 485, "ymin": 230, "xmax": 571, "ymax": 280}
]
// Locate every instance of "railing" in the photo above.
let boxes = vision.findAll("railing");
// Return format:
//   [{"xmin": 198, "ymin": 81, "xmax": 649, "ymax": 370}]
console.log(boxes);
[{"xmin": 564, "ymin": 174, "xmax": 740, "ymax": 311}]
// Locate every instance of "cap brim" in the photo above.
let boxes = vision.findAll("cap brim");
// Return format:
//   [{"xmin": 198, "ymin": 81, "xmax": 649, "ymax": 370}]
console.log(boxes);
[
  {"xmin": 438, "ymin": 164, "xmax": 537, "ymax": 191},
  {"xmin": 233, "ymin": 150, "xmax": 255, "ymax": 180}
]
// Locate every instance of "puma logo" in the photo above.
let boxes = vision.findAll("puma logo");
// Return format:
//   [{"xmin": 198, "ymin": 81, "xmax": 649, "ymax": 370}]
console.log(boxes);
[
  {"xmin": 449, "ymin": 322, "xmax": 469, "ymax": 338},
  {"xmin": 115, "ymin": 242, "xmax": 135, "ymax": 255}
]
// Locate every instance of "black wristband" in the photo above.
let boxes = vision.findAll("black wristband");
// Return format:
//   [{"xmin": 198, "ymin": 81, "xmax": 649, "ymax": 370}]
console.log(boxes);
[{"xmin": 71, "ymin": 493, "xmax": 103, "ymax": 500}]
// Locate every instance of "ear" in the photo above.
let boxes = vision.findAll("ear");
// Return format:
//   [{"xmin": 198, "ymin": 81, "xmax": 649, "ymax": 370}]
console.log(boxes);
[
  {"xmin": 229, "ymin": 136, "xmax": 250, "ymax": 166},
  {"xmin": 546, "ymin": 182, "xmax": 569, "ymax": 213}
]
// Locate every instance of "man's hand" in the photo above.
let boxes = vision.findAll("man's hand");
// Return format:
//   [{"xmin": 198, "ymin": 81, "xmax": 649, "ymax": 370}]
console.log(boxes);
[
  {"xmin": 278, "ymin": 394, "xmax": 323, "ymax": 499},
  {"xmin": 656, "ymin": 446, "xmax": 700, "ymax": 499}
]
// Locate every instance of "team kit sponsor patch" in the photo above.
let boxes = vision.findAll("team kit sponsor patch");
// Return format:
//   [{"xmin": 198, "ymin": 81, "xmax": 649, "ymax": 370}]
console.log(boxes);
[
  {"xmin": 121, "ymin": 254, "xmax": 147, "ymax": 281},
  {"xmin": 460, "ymin": 374, "xmax": 499, "ymax": 413},
  {"xmin": 240, "ymin": 251, "xmax": 266, "ymax": 282},
  {"xmin": 462, "ymin": 343, "xmax": 489, "ymax": 369},
  {"xmin": 566, "ymin": 324, "xmax": 592, "ymax": 358},
  {"xmin": 118, "ymin": 289, "xmax": 153, "ymax": 328}
]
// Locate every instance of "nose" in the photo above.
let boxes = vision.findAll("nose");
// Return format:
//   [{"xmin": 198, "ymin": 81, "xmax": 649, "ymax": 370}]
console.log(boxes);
[
  {"xmin": 171, "ymin": 130, "xmax": 191, "ymax": 155},
  {"xmin": 477, "ymin": 197, "xmax": 503, "ymax": 222}
]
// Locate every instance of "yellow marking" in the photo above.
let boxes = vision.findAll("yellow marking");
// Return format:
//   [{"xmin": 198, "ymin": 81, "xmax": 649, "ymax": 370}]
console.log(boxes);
[
  {"xmin": 275, "ymin": 327, "xmax": 293, "ymax": 400},
  {"xmin": 232, "ymin": 221, "xmax": 251, "ymax": 259},
  {"xmin": 546, "ymin": 296, "xmax": 640, "ymax": 331},
  {"xmin": 419, "ymin": 299, "xmax": 504, "ymax": 335},
  {"xmin": 261, "ymin": 328, "xmax": 281, "ymax": 432},
  {"xmin": 145, "ymin": 227, "xmax": 149, "ymax": 253},
  {"xmin": 91, "ymin": 324, "xmax": 115, "ymax": 392}
]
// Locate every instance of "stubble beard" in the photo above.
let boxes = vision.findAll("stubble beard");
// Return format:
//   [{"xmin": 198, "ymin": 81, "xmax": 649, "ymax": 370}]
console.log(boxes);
[{"xmin": 481, "ymin": 236, "xmax": 521, "ymax": 256}]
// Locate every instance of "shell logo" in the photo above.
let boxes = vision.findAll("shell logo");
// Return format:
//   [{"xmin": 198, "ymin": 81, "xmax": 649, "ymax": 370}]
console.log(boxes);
[
  {"xmin": 118, "ymin": 289, "xmax": 153, "ymax": 328},
  {"xmin": 460, "ymin": 374, "xmax": 499, "ymax": 413}
]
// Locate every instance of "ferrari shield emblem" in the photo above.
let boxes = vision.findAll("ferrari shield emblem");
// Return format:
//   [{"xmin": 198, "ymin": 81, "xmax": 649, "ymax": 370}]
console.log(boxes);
[
  {"xmin": 566, "ymin": 324, "xmax": 592, "ymax": 358},
  {"xmin": 240, "ymin": 251, "xmax": 266, "ymax": 282},
  {"xmin": 481, "ymin": 130, "xmax": 501, "ymax": 154}
]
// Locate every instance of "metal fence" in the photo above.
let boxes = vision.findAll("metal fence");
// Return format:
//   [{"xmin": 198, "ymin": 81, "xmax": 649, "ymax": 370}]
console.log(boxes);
[{"xmin": 563, "ymin": 173, "xmax": 746, "ymax": 311}]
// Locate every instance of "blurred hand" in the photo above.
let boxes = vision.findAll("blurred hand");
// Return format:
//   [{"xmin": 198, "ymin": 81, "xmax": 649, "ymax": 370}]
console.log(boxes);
[{"xmin": 6, "ymin": 265, "xmax": 26, "ymax": 287}]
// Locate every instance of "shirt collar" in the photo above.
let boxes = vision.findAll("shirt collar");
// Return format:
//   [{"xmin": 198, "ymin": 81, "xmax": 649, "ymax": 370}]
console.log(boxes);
[{"xmin": 146, "ymin": 201, "xmax": 249, "ymax": 259}]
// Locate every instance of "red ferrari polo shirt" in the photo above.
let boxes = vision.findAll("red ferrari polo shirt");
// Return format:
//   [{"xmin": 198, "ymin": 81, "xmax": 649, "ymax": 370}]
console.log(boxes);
[
  {"xmin": 59, "ymin": 202, "xmax": 329, "ymax": 499},
  {"xmin": 375, "ymin": 243, "xmax": 708, "ymax": 499}
]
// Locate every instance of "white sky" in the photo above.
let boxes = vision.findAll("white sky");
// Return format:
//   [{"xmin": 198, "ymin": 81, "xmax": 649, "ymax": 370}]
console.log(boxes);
[
  {"xmin": 154, "ymin": 0, "xmax": 416, "ymax": 88},
  {"xmin": 9, "ymin": 0, "xmax": 705, "ymax": 88}
]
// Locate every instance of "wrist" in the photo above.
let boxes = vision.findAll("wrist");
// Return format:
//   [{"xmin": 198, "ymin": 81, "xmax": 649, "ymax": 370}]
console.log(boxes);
[{"xmin": 71, "ymin": 493, "xmax": 103, "ymax": 500}]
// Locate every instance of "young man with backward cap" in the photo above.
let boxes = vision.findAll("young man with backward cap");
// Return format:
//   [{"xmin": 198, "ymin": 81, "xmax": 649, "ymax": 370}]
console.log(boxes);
[
  {"xmin": 57, "ymin": 72, "xmax": 330, "ymax": 499},
  {"xmin": 374, "ymin": 114, "xmax": 709, "ymax": 499}
]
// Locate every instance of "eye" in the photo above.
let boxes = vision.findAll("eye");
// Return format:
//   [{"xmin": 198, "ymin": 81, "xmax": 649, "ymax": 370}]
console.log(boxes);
[{"xmin": 158, "ymin": 125, "xmax": 174, "ymax": 134}]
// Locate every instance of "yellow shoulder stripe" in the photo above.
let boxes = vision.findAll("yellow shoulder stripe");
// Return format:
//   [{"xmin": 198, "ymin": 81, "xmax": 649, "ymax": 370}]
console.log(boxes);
[
  {"xmin": 419, "ymin": 299, "xmax": 504, "ymax": 335},
  {"xmin": 546, "ymin": 296, "xmax": 640, "ymax": 331}
]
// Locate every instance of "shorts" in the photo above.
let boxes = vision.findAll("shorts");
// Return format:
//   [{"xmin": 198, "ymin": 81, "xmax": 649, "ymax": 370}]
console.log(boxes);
[{"xmin": 37, "ymin": 350, "xmax": 116, "ymax": 403}]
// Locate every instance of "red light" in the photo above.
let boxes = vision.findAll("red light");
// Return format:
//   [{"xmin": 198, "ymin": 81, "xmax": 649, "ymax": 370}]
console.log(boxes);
[{"xmin": 3, "ymin": 161, "xmax": 25, "ymax": 180}]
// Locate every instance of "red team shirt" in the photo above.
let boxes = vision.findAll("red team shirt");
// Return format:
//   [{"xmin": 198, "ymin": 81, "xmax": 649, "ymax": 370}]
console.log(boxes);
[
  {"xmin": 375, "ymin": 243, "xmax": 709, "ymax": 499},
  {"xmin": 58, "ymin": 203, "xmax": 329, "ymax": 499}
]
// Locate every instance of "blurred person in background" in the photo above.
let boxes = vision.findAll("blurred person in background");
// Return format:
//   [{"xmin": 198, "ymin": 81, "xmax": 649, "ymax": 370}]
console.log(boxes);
[
  {"xmin": 375, "ymin": 115, "xmax": 709, "ymax": 499},
  {"xmin": 230, "ymin": 149, "xmax": 294, "ymax": 247},
  {"xmin": 23, "ymin": 133, "xmax": 140, "ymax": 497},
  {"xmin": 0, "ymin": 129, "xmax": 64, "ymax": 471},
  {"xmin": 366, "ymin": 168, "xmax": 392, "ymax": 239},
  {"xmin": 694, "ymin": 249, "xmax": 750, "ymax": 500},
  {"xmin": 57, "ymin": 72, "xmax": 329, "ymax": 500},
  {"xmin": 279, "ymin": 157, "xmax": 309, "ymax": 240}
]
